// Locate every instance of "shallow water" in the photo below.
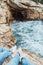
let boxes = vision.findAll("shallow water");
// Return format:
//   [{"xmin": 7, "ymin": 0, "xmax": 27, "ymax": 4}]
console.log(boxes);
[{"xmin": 10, "ymin": 20, "xmax": 43, "ymax": 57}]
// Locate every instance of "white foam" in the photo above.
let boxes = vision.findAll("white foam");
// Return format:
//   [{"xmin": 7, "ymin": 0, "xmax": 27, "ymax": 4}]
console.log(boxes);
[{"xmin": 10, "ymin": 20, "xmax": 43, "ymax": 57}]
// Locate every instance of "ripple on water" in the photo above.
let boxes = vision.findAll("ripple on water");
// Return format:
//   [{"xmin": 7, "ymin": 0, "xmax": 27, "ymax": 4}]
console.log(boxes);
[{"xmin": 10, "ymin": 20, "xmax": 43, "ymax": 57}]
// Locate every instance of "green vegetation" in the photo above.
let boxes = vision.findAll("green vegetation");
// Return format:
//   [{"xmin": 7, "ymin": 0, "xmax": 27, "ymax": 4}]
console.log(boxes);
[
  {"xmin": 40, "ymin": 0, "xmax": 43, "ymax": 4},
  {"xmin": 38, "ymin": 0, "xmax": 43, "ymax": 4},
  {"xmin": 32, "ymin": 0, "xmax": 43, "ymax": 4}
]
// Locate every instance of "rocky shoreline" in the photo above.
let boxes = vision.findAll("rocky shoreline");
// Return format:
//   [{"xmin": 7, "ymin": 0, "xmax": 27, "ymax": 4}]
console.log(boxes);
[{"xmin": 0, "ymin": 0, "xmax": 43, "ymax": 65}]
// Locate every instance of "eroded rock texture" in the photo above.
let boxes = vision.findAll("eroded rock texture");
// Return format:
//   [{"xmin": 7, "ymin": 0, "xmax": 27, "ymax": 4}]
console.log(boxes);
[
  {"xmin": 7, "ymin": 0, "xmax": 43, "ymax": 20},
  {"xmin": 0, "ymin": 0, "xmax": 43, "ymax": 65},
  {"xmin": 0, "ymin": 0, "xmax": 16, "ymax": 48},
  {"xmin": 0, "ymin": 1, "xmax": 16, "ymax": 64}
]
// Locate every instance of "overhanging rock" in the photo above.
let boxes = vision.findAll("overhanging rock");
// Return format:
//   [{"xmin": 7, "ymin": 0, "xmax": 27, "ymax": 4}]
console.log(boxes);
[{"xmin": 7, "ymin": 0, "xmax": 43, "ymax": 20}]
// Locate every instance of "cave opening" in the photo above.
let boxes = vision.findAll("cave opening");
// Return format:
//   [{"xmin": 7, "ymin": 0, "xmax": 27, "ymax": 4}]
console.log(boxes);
[
  {"xmin": 15, "ymin": 11, "xmax": 24, "ymax": 21},
  {"xmin": 10, "ymin": 8, "xmax": 27, "ymax": 21}
]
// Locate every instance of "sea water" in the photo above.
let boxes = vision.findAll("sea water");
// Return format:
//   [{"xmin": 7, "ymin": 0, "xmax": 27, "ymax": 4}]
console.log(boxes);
[{"xmin": 10, "ymin": 20, "xmax": 43, "ymax": 57}]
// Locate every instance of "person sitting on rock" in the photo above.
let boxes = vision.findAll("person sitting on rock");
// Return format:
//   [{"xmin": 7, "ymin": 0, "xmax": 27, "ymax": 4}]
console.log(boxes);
[
  {"xmin": 0, "ymin": 46, "xmax": 35, "ymax": 65},
  {"xmin": 0, "ymin": 46, "xmax": 12, "ymax": 65}
]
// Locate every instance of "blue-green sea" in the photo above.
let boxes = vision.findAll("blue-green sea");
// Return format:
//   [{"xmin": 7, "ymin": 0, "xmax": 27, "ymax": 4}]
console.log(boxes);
[{"xmin": 10, "ymin": 20, "xmax": 43, "ymax": 57}]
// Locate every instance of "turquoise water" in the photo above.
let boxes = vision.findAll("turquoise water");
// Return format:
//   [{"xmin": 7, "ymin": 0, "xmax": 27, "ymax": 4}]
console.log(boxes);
[{"xmin": 10, "ymin": 20, "xmax": 43, "ymax": 57}]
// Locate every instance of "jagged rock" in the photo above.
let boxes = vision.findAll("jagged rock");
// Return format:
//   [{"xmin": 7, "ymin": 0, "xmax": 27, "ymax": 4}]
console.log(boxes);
[
  {"xmin": 7, "ymin": 0, "xmax": 43, "ymax": 20},
  {"xmin": 0, "ymin": 0, "xmax": 16, "ymax": 48},
  {"xmin": 26, "ymin": 9, "xmax": 43, "ymax": 20}
]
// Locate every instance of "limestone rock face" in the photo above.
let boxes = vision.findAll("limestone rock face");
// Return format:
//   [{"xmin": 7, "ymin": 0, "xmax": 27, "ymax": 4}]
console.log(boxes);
[
  {"xmin": 0, "ymin": 0, "xmax": 16, "ymax": 48},
  {"xmin": 7, "ymin": 0, "xmax": 43, "ymax": 20},
  {"xmin": 26, "ymin": 9, "xmax": 43, "ymax": 20}
]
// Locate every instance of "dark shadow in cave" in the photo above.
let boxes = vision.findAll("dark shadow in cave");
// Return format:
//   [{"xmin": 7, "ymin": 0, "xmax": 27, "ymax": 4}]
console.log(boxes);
[
  {"xmin": 16, "ymin": 11, "xmax": 24, "ymax": 21},
  {"xmin": 10, "ymin": 8, "xmax": 27, "ymax": 21}
]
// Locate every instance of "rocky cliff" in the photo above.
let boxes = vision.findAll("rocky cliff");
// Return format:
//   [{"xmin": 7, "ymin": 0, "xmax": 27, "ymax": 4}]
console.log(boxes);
[
  {"xmin": 0, "ymin": 0, "xmax": 16, "ymax": 48},
  {"xmin": 7, "ymin": 0, "xmax": 43, "ymax": 20},
  {"xmin": 0, "ymin": 0, "xmax": 43, "ymax": 65}
]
